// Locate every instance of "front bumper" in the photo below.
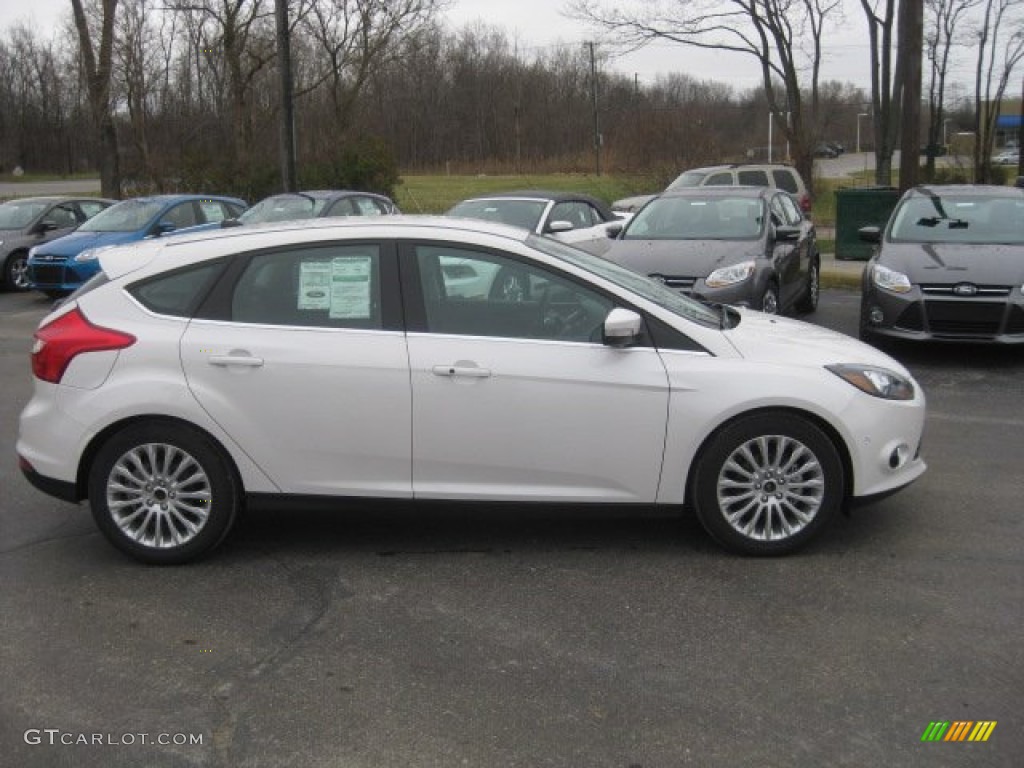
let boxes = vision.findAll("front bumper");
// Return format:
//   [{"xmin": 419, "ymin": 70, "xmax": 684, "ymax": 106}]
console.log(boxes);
[
  {"xmin": 27, "ymin": 256, "xmax": 97, "ymax": 293},
  {"xmin": 862, "ymin": 278, "xmax": 1024, "ymax": 343}
]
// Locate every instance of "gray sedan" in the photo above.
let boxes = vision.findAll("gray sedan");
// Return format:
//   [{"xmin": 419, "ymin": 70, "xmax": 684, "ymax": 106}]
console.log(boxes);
[
  {"xmin": 0, "ymin": 196, "xmax": 114, "ymax": 291},
  {"xmin": 605, "ymin": 187, "xmax": 819, "ymax": 315}
]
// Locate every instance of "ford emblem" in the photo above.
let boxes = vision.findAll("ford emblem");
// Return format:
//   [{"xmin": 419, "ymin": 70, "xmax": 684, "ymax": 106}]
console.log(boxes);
[{"xmin": 952, "ymin": 283, "xmax": 978, "ymax": 296}]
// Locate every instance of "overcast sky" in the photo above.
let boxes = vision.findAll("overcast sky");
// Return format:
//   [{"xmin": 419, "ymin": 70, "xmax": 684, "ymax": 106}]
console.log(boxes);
[{"xmin": 0, "ymin": 0, "xmax": 986, "ymax": 95}]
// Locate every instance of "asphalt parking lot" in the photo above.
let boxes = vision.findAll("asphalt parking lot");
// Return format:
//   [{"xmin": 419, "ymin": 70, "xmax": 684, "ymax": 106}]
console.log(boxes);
[{"xmin": 1, "ymin": 287, "xmax": 1021, "ymax": 768}]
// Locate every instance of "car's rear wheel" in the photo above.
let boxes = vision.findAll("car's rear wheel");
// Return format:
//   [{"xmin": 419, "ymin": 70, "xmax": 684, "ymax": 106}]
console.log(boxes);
[
  {"xmin": 3, "ymin": 251, "xmax": 30, "ymax": 291},
  {"xmin": 796, "ymin": 259, "xmax": 819, "ymax": 313},
  {"xmin": 692, "ymin": 412, "xmax": 843, "ymax": 555},
  {"xmin": 88, "ymin": 422, "xmax": 240, "ymax": 564}
]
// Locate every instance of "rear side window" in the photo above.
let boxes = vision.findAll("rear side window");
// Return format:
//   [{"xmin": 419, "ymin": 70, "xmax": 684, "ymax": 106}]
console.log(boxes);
[
  {"xmin": 230, "ymin": 245, "xmax": 382, "ymax": 329},
  {"xmin": 129, "ymin": 262, "xmax": 225, "ymax": 317},
  {"xmin": 737, "ymin": 170, "xmax": 770, "ymax": 186},
  {"xmin": 704, "ymin": 172, "xmax": 733, "ymax": 186},
  {"xmin": 772, "ymin": 170, "xmax": 799, "ymax": 194}
]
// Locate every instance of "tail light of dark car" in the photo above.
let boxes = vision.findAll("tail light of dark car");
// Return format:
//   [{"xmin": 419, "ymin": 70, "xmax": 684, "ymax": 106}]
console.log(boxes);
[
  {"xmin": 31, "ymin": 307, "xmax": 136, "ymax": 384},
  {"xmin": 799, "ymin": 193, "xmax": 812, "ymax": 213}
]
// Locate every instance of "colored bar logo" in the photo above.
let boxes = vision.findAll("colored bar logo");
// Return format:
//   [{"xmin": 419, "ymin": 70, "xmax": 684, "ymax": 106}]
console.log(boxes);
[{"xmin": 921, "ymin": 721, "xmax": 997, "ymax": 742}]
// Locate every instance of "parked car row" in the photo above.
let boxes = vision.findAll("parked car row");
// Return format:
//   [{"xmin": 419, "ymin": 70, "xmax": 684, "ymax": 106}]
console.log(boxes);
[{"xmin": 1, "ymin": 189, "xmax": 402, "ymax": 296}]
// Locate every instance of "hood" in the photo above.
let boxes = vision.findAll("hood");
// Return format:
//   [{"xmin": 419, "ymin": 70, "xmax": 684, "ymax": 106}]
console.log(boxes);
[
  {"xmin": 723, "ymin": 310, "xmax": 911, "ymax": 375},
  {"xmin": 607, "ymin": 239, "xmax": 763, "ymax": 278},
  {"xmin": 612, "ymin": 194, "xmax": 657, "ymax": 213},
  {"xmin": 882, "ymin": 241, "xmax": 1024, "ymax": 286},
  {"xmin": 33, "ymin": 230, "xmax": 144, "ymax": 258}
]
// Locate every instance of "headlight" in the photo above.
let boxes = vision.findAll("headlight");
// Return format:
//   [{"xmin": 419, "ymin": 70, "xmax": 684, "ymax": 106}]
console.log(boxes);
[
  {"xmin": 872, "ymin": 263, "xmax": 912, "ymax": 293},
  {"xmin": 706, "ymin": 260, "xmax": 756, "ymax": 288},
  {"xmin": 827, "ymin": 364, "xmax": 915, "ymax": 400},
  {"xmin": 74, "ymin": 247, "xmax": 110, "ymax": 263}
]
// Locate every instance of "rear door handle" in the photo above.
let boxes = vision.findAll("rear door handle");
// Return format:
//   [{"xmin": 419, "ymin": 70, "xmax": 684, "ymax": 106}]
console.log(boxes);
[
  {"xmin": 432, "ymin": 364, "xmax": 492, "ymax": 379},
  {"xmin": 209, "ymin": 353, "xmax": 265, "ymax": 368}
]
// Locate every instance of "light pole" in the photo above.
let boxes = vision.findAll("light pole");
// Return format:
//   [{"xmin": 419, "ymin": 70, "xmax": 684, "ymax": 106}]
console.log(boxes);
[
  {"xmin": 856, "ymin": 112, "xmax": 870, "ymax": 154},
  {"xmin": 943, "ymin": 118, "xmax": 953, "ymax": 147}
]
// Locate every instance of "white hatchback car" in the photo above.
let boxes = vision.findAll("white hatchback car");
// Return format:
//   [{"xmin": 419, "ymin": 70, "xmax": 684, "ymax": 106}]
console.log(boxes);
[{"xmin": 18, "ymin": 217, "xmax": 926, "ymax": 563}]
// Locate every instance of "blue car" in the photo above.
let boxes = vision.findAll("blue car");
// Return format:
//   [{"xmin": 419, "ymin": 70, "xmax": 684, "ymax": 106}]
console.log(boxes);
[{"xmin": 27, "ymin": 194, "xmax": 246, "ymax": 296}]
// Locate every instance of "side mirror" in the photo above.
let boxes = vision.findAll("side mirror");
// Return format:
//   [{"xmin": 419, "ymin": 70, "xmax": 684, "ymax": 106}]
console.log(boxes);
[
  {"xmin": 605, "ymin": 222, "xmax": 624, "ymax": 239},
  {"xmin": 548, "ymin": 220, "xmax": 574, "ymax": 233},
  {"xmin": 152, "ymin": 222, "xmax": 177, "ymax": 236},
  {"xmin": 603, "ymin": 308, "xmax": 643, "ymax": 348},
  {"xmin": 774, "ymin": 225, "xmax": 800, "ymax": 242},
  {"xmin": 858, "ymin": 226, "xmax": 881, "ymax": 243},
  {"xmin": 220, "ymin": 218, "xmax": 243, "ymax": 228},
  {"xmin": 34, "ymin": 220, "xmax": 58, "ymax": 234}
]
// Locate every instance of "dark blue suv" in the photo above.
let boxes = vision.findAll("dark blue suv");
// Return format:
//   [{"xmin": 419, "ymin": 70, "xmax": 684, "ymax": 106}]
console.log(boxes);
[{"xmin": 27, "ymin": 194, "xmax": 246, "ymax": 296}]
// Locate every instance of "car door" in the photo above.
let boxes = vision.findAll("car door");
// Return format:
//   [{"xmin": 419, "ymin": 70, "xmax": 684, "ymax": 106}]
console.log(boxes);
[
  {"xmin": 768, "ymin": 193, "xmax": 803, "ymax": 308},
  {"xmin": 180, "ymin": 241, "xmax": 412, "ymax": 497},
  {"xmin": 778, "ymin": 192, "xmax": 812, "ymax": 306},
  {"xmin": 403, "ymin": 241, "xmax": 670, "ymax": 503}
]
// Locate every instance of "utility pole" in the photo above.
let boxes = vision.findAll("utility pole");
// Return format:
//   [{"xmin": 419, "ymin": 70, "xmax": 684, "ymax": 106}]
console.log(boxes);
[
  {"xmin": 275, "ymin": 0, "xmax": 297, "ymax": 192},
  {"xmin": 588, "ymin": 42, "xmax": 601, "ymax": 176},
  {"xmin": 898, "ymin": 0, "xmax": 924, "ymax": 192}
]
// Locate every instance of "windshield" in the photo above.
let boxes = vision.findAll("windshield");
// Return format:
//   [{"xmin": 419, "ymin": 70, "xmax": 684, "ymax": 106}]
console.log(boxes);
[
  {"xmin": 666, "ymin": 171, "xmax": 708, "ymax": 190},
  {"xmin": 622, "ymin": 196, "xmax": 764, "ymax": 240},
  {"xmin": 448, "ymin": 199, "xmax": 546, "ymax": 231},
  {"xmin": 0, "ymin": 201, "xmax": 48, "ymax": 229},
  {"xmin": 79, "ymin": 199, "xmax": 166, "ymax": 232},
  {"xmin": 526, "ymin": 234, "xmax": 722, "ymax": 328},
  {"xmin": 239, "ymin": 194, "xmax": 327, "ymax": 224},
  {"xmin": 889, "ymin": 193, "xmax": 1024, "ymax": 244}
]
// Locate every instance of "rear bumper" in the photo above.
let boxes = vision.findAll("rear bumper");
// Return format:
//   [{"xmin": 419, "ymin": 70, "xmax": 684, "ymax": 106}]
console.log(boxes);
[{"xmin": 18, "ymin": 457, "xmax": 79, "ymax": 503}]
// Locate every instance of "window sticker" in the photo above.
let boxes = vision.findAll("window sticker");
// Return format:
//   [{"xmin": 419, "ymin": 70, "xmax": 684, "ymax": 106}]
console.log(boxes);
[
  {"xmin": 328, "ymin": 256, "xmax": 372, "ymax": 319},
  {"xmin": 298, "ymin": 261, "xmax": 332, "ymax": 310}
]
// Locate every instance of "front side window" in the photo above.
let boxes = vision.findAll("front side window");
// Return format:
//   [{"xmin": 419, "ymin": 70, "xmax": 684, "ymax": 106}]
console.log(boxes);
[
  {"xmin": 549, "ymin": 201, "xmax": 600, "ymax": 230},
  {"xmin": 231, "ymin": 244, "xmax": 382, "ymax": 329},
  {"xmin": 161, "ymin": 203, "xmax": 199, "ymax": 230},
  {"xmin": 199, "ymin": 201, "xmax": 230, "ymax": 223},
  {"xmin": 351, "ymin": 197, "xmax": 388, "ymax": 216},
  {"xmin": 415, "ymin": 245, "xmax": 614, "ymax": 343},
  {"xmin": 45, "ymin": 204, "xmax": 79, "ymax": 229}
]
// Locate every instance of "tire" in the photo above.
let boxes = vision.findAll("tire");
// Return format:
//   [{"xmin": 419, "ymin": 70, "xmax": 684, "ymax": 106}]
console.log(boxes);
[
  {"xmin": 759, "ymin": 282, "xmax": 780, "ymax": 314},
  {"xmin": 88, "ymin": 422, "xmax": 240, "ymax": 564},
  {"xmin": 692, "ymin": 412, "xmax": 843, "ymax": 556},
  {"xmin": 796, "ymin": 259, "xmax": 819, "ymax": 313},
  {"xmin": 3, "ymin": 251, "xmax": 30, "ymax": 292}
]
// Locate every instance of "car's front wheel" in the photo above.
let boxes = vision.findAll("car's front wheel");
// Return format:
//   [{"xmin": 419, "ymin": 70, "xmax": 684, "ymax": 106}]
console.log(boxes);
[
  {"xmin": 796, "ymin": 259, "xmax": 819, "ymax": 313},
  {"xmin": 88, "ymin": 422, "xmax": 240, "ymax": 564},
  {"xmin": 760, "ymin": 282, "xmax": 780, "ymax": 314},
  {"xmin": 3, "ymin": 251, "xmax": 30, "ymax": 291},
  {"xmin": 692, "ymin": 412, "xmax": 843, "ymax": 555}
]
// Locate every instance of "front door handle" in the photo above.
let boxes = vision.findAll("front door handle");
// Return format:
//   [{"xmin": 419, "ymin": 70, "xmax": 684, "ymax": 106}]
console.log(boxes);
[
  {"xmin": 432, "ymin": 364, "xmax": 492, "ymax": 379},
  {"xmin": 209, "ymin": 353, "xmax": 265, "ymax": 368}
]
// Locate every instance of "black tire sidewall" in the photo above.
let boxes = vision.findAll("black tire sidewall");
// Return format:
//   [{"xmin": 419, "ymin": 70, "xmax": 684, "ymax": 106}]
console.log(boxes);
[
  {"xmin": 693, "ymin": 412, "xmax": 843, "ymax": 556},
  {"xmin": 88, "ymin": 423, "xmax": 239, "ymax": 564}
]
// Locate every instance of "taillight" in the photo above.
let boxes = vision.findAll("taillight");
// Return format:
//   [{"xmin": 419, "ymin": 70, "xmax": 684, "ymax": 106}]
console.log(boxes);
[
  {"xmin": 800, "ymin": 193, "xmax": 812, "ymax": 213},
  {"xmin": 31, "ymin": 307, "xmax": 136, "ymax": 383}
]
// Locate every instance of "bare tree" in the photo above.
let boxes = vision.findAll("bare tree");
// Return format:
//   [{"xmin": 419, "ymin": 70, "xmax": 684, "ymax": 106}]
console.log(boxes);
[
  {"xmin": 301, "ymin": 0, "xmax": 444, "ymax": 134},
  {"xmin": 565, "ymin": 0, "xmax": 842, "ymax": 194},
  {"xmin": 972, "ymin": 0, "xmax": 1024, "ymax": 181},
  {"xmin": 71, "ymin": 0, "xmax": 121, "ymax": 198},
  {"xmin": 923, "ymin": 0, "xmax": 982, "ymax": 180}
]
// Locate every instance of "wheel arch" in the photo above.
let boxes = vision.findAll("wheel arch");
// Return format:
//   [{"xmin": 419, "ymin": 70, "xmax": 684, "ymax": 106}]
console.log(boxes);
[
  {"xmin": 74, "ymin": 414, "xmax": 245, "ymax": 502},
  {"xmin": 683, "ymin": 405, "xmax": 854, "ymax": 510}
]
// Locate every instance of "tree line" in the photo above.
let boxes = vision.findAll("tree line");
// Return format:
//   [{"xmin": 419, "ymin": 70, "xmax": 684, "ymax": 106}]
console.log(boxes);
[{"xmin": 0, "ymin": 0, "xmax": 1018, "ymax": 201}]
